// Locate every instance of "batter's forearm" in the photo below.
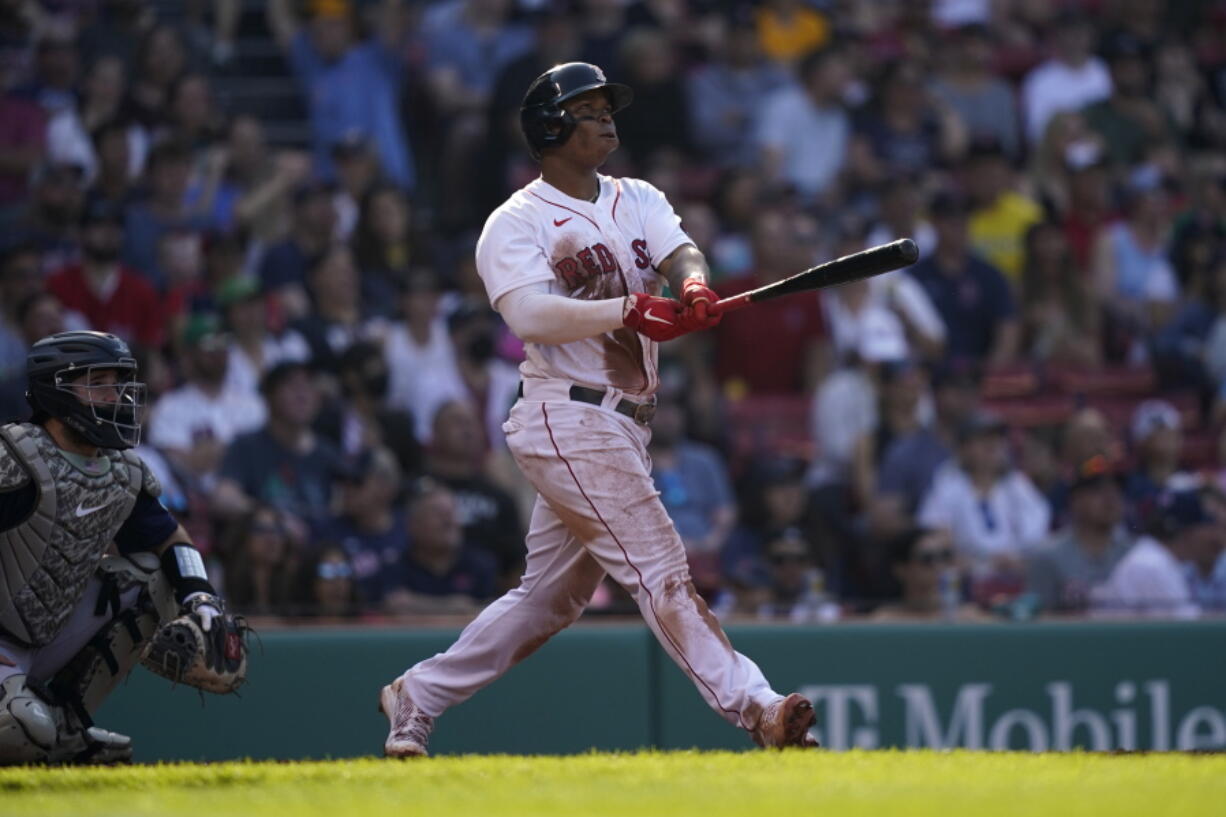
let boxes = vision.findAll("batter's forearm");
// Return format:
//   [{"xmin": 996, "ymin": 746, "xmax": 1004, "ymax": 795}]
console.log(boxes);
[
  {"xmin": 497, "ymin": 284, "xmax": 627, "ymax": 344},
  {"xmin": 659, "ymin": 244, "xmax": 709, "ymax": 293}
]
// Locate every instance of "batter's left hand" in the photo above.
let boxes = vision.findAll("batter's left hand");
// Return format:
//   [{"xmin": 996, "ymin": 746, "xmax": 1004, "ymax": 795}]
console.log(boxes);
[{"xmin": 680, "ymin": 278, "xmax": 722, "ymax": 328}]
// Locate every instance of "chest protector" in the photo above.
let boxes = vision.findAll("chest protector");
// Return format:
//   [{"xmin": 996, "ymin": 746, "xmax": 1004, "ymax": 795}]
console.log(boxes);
[{"xmin": 0, "ymin": 423, "xmax": 145, "ymax": 647}]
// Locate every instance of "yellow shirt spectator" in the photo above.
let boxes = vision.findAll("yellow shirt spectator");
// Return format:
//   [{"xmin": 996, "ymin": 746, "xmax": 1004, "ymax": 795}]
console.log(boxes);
[
  {"xmin": 756, "ymin": 1, "xmax": 831, "ymax": 63},
  {"xmin": 970, "ymin": 192, "xmax": 1043, "ymax": 285}
]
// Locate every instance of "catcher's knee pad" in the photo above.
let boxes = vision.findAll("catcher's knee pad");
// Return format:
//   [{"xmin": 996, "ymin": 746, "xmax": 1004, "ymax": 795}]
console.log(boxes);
[
  {"xmin": 48, "ymin": 555, "xmax": 171, "ymax": 721},
  {"xmin": 0, "ymin": 674, "xmax": 58, "ymax": 764}
]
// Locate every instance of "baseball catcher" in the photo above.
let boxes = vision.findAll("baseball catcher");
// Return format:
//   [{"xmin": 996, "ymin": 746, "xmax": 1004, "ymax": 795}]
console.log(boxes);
[{"xmin": 0, "ymin": 331, "xmax": 247, "ymax": 766}]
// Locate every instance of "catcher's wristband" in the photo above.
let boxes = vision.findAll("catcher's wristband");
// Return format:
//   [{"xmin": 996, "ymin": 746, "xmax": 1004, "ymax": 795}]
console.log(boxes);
[{"xmin": 160, "ymin": 543, "xmax": 217, "ymax": 602}]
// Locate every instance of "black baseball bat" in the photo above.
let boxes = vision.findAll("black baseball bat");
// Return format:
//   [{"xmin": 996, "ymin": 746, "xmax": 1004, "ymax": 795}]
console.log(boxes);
[{"xmin": 709, "ymin": 238, "xmax": 919, "ymax": 316}]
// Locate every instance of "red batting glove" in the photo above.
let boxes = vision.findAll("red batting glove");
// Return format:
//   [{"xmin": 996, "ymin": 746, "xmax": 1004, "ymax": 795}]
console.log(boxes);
[
  {"xmin": 623, "ymin": 293, "xmax": 692, "ymax": 342},
  {"xmin": 680, "ymin": 278, "xmax": 722, "ymax": 328}
]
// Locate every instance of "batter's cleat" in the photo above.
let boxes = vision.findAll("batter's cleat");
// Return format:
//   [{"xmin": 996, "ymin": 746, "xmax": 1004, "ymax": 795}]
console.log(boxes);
[
  {"xmin": 751, "ymin": 693, "xmax": 819, "ymax": 749},
  {"xmin": 379, "ymin": 678, "xmax": 433, "ymax": 758}
]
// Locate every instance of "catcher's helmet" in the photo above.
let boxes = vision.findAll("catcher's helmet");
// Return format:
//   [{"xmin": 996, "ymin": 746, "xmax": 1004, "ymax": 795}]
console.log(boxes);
[
  {"xmin": 26, "ymin": 330, "xmax": 146, "ymax": 449},
  {"xmin": 520, "ymin": 62, "xmax": 633, "ymax": 160}
]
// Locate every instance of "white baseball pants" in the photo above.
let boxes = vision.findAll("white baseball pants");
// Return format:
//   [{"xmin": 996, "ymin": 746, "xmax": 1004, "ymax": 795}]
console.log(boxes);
[{"xmin": 402, "ymin": 385, "xmax": 779, "ymax": 733}]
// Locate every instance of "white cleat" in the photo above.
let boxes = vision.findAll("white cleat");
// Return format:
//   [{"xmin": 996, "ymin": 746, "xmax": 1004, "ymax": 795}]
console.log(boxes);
[{"xmin": 378, "ymin": 678, "xmax": 433, "ymax": 758}]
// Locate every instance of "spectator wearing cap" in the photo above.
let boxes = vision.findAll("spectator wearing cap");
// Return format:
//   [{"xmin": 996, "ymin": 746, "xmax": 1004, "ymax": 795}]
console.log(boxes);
[
  {"xmin": 385, "ymin": 480, "xmax": 497, "ymax": 614},
  {"xmin": 647, "ymin": 393, "xmax": 737, "ymax": 597},
  {"xmin": 332, "ymin": 131, "xmax": 382, "ymax": 241},
  {"xmin": 318, "ymin": 446, "xmax": 409, "ymax": 609},
  {"xmin": 749, "ymin": 528, "xmax": 835, "ymax": 623},
  {"xmin": 965, "ymin": 138, "xmax": 1042, "ymax": 286},
  {"xmin": 909, "ymin": 192, "xmax": 1020, "ymax": 366},
  {"xmin": 1021, "ymin": 12, "xmax": 1112, "ymax": 145},
  {"xmin": 147, "ymin": 312, "xmax": 267, "ymax": 486},
  {"xmin": 218, "ymin": 274, "xmax": 311, "ymax": 400},
  {"xmin": 257, "ymin": 179, "xmax": 337, "ymax": 321},
  {"xmin": 754, "ymin": 49, "xmax": 851, "ymax": 202},
  {"xmin": 290, "ymin": 243, "xmax": 369, "ymax": 376},
  {"xmin": 213, "ymin": 360, "xmax": 342, "ymax": 530},
  {"xmin": 1026, "ymin": 455, "xmax": 1137, "ymax": 614},
  {"xmin": 686, "ymin": 18, "xmax": 791, "ymax": 169},
  {"xmin": 1082, "ymin": 34, "xmax": 1175, "ymax": 170},
  {"xmin": 266, "ymin": 0, "xmax": 414, "ymax": 190},
  {"xmin": 425, "ymin": 399, "xmax": 524, "ymax": 590},
  {"xmin": 122, "ymin": 140, "xmax": 210, "ymax": 291},
  {"xmin": 1123, "ymin": 399, "xmax": 1186, "ymax": 519},
  {"xmin": 1092, "ymin": 165, "xmax": 1179, "ymax": 349},
  {"xmin": 872, "ymin": 527, "xmax": 988, "ymax": 622},
  {"xmin": 46, "ymin": 197, "xmax": 165, "ymax": 348},
  {"xmin": 929, "ymin": 23, "xmax": 1021, "ymax": 160},
  {"xmin": 918, "ymin": 411, "xmax": 1050, "ymax": 584},
  {"xmin": 1090, "ymin": 489, "xmax": 1215, "ymax": 619}
]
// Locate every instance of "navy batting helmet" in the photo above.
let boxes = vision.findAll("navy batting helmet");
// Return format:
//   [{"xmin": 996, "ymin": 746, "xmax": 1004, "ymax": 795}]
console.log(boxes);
[
  {"xmin": 520, "ymin": 62, "xmax": 632, "ymax": 160},
  {"xmin": 26, "ymin": 330, "xmax": 146, "ymax": 449}
]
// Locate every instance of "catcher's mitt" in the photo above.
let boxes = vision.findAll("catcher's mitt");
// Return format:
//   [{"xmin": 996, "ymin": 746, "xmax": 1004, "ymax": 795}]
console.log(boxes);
[{"xmin": 140, "ymin": 595, "xmax": 249, "ymax": 694}]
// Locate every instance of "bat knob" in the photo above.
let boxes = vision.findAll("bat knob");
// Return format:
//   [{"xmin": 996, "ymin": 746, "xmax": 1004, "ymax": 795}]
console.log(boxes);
[{"xmin": 897, "ymin": 238, "xmax": 919, "ymax": 264}]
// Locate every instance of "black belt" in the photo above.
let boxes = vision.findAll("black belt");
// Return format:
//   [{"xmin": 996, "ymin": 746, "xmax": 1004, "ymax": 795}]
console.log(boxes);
[{"xmin": 517, "ymin": 382, "xmax": 656, "ymax": 425}]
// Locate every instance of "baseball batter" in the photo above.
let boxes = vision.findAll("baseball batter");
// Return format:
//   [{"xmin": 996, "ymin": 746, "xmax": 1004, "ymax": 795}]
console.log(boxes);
[{"xmin": 379, "ymin": 62, "xmax": 816, "ymax": 755}]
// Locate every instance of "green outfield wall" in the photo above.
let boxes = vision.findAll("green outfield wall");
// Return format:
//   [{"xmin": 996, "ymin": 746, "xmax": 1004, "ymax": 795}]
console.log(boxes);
[{"xmin": 95, "ymin": 620, "xmax": 1226, "ymax": 761}]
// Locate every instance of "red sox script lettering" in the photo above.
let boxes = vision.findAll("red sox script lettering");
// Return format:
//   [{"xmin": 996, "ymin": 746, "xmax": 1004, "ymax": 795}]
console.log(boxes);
[
  {"xmin": 555, "ymin": 241, "xmax": 632, "ymax": 288},
  {"xmin": 632, "ymin": 239, "xmax": 650, "ymax": 270}
]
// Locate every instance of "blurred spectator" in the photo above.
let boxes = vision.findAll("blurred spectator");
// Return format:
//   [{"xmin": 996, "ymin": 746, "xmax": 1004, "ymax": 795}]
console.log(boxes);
[
  {"xmin": 88, "ymin": 119, "xmax": 141, "ymax": 205},
  {"xmin": 315, "ymin": 340, "xmax": 421, "ymax": 474},
  {"xmin": 1082, "ymin": 34, "xmax": 1174, "ymax": 170},
  {"xmin": 648, "ymin": 393, "xmax": 736, "ymax": 595},
  {"xmin": 849, "ymin": 360, "xmax": 929, "ymax": 512},
  {"xmin": 965, "ymin": 139, "xmax": 1042, "ymax": 285},
  {"xmin": 306, "ymin": 544, "xmax": 359, "ymax": 618},
  {"xmin": 444, "ymin": 303, "xmax": 520, "ymax": 448},
  {"xmin": 755, "ymin": 48, "xmax": 850, "ymax": 201},
  {"xmin": 218, "ymin": 274, "xmax": 311, "ymax": 399},
  {"xmin": 612, "ymin": 27, "xmax": 690, "ymax": 168},
  {"xmin": 1092, "ymin": 165, "xmax": 1179, "ymax": 357},
  {"xmin": 351, "ymin": 183, "xmax": 411, "ymax": 317},
  {"xmin": 7, "ymin": 161, "xmax": 85, "ymax": 270},
  {"xmin": 1019, "ymin": 220, "xmax": 1101, "ymax": 366},
  {"xmin": 215, "ymin": 116, "xmax": 312, "ymax": 241},
  {"xmin": 14, "ymin": 26, "xmax": 79, "ymax": 116},
  {"xmin": 383, "ymin": 268, "xmax": 466, "ymax": 441},
  {"xmin": 754, "ymin": 0, "xmax": 830, "ymax": 65},
  {"xmin": 291, "ymin": 243, "xmax": 368, "ymax": 375},
  {"xmin": 164, "ymin": 72, "xmax": 222, "ymax": 155},
  {"xmin": 1091, "ymin": 488, "xmax": 1212, "ymax": 619},
  {"xmin": 386, "ymin": 480, "xmax": 497, "ymax": 614},
  {"xmin": 258, "ymin": 180, "xmax": 337, "ymax": 320},
  {"xmin": 686, "ymin": 16, "xmax": 789, "ymax": 168},
  {"xmin": 909, "ymin": 192, "xmax": 1019, "ymax": 365},
  {"xmin": 715, "ymin": 210, "xmax": 827, "ymax": 394},
  {"xmin": 722, "ymin": 456, "xmax": 814, "ymax": 595},
  {"xmin": 0, "ymin": 245, "xmax": 38, "ymax": 419},
  {"xmin": 0, "ymin": 57, "xmax": 46, "ymax": 211},
  {"xmin": 929, "ymin": 23, "xmax": 1021, "ymax": 160},
  {"xmin": 46, "ymin": 55, "xmax": 148, "ymax": 184},
  {"xmin": 918, "ymin": 411, "xmax": 1050, "ymax": 585},
  {"xmin": 78, "ymin": 0, "xmax": 156, "ymax": 71},
  {"xmin": 332, "ymin": 131, "xmax": 382, "ymax": 241},
  {"xmin": 126, "ymin": 25, "xmax": 190, "ymax": 130},
  {"xmin": 1124, "ymin": 399, "xmax": 1186, "ymax": 517},
  {"xmin": 872, "ymin": 528, "xmax": 987, "ymax": 621},
  {"xmin": 218, "ymin": 505, "xmax": 297, "ymax": 616},
  {"xmin": 122, "ymin": 140, "xmax": 208, "ymax": 290},
  {"xmin": 1026, "ymin": 455, "xmax": 1137, "ymax": 614},
  {"xmin": 213, "ymin": 360, "xmax": 341, "ymax": 529},
  {"xmin": 318, "ymin": 446, "xmax": 408, "ymax": 609},
  {"xmin": 850, "ymin": 60, "xmax": 967, "ymax": 183},
  {"xmin": 866, "ymin": 177, "xmax": 937, "ymax": 263},
  {"xmin": 147, "ymin": 313, "xmax": 266, "ymax": 486},
  {"xmin": 425, "ymin": 400, "xmax": 524, "ymax": 589},
  {"xmin": 1056, "ymin": 141, "xmax": 1114, "ymax": 268},
  {"xmin": 1021, "ymin": 12, "xmax": 1112, "ymax": 145},
  {"xmin": 46, "ymin": 197, "xmax": 164, "ymax": 348},
  {"xmin": 747, "ymin": 528, "xmax": 834, "ymax": 623},
  {"xmin": 267, "ymin": 0, "xmax": 414, "ymax": 190}
]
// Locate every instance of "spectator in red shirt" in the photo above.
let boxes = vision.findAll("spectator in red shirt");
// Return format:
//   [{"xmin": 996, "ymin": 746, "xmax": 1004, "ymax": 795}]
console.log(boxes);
[
  {"xmin": 714, "ymin": 208, "xmax": 828, "ymax": 394},
  {"xmin": 46, "ymin": 198, "xmax": 165, "ymax": 349}
]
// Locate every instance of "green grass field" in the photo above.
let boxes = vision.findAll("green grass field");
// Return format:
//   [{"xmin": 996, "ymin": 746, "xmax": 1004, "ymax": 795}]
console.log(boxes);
[{"xmin": 2, "ymin": 751, "xmax": 1223, "ymax": 817}]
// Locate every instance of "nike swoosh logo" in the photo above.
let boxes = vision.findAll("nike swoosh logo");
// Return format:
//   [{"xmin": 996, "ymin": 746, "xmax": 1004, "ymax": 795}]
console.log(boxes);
[
  {"xmin": 75, "ymin": 501, "xmax": 107, "ymax": 518},
  {"xmin": 642, "ymin": 312, "xmax": 673, "ymax": 325},
  {"xmin": 554, "ymin": 218, "xmax": 572, "ymax": 227}
]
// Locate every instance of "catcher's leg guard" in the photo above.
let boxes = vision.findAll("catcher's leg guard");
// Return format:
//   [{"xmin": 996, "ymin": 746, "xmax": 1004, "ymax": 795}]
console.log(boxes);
[
  {"xmin": 47, "ymin": 554, "xmax": 174, "ymax": 721},
  {"xmin": 0, "ymin": 674, "xmax": 131, "ymax": 765}
]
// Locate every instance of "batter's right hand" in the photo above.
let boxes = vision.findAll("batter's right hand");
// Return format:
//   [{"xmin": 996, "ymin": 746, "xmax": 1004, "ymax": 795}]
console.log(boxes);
[{"xmin": 622, "ymin": 293, "xmax": 693, "ymax": 342}]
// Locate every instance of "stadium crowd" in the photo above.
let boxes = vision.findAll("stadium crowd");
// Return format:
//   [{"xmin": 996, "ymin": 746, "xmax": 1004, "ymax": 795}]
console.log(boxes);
[{"xmin": 2, "ymin": 0, "xmax": 1226, "ymax": 621}]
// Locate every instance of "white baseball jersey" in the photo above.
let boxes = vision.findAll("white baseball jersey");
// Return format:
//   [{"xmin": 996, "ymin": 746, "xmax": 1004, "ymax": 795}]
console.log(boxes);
[{"xmin": 475, "ymin": 175, "xmax": 692, "ymax": 397}]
